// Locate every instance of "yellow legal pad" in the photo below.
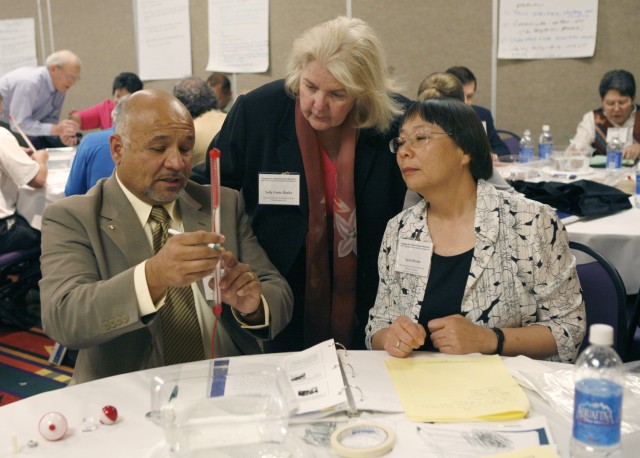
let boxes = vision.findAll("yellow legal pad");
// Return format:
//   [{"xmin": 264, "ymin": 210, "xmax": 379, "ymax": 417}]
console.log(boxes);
[{"xmin": 385, "ymin": 355, "xmax": 530, "ymax": 422}]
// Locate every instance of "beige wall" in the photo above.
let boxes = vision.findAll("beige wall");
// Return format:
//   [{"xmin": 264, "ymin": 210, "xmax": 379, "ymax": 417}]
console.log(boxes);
[{"xmin": 1, "ymin": 0, "xmax": 638, "ymax": 141}]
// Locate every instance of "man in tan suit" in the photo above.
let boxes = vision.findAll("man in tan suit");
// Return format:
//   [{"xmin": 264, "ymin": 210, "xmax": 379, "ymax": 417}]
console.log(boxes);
[{"xmin": 39, "ymin": 89, "xmax": 292, "ymax": 383}]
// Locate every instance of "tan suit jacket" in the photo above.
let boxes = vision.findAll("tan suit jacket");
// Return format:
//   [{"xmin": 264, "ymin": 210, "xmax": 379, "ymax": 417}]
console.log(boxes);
[{"xmin": 40, "ymin": 176, "xmax": 292, "ymax": 383}]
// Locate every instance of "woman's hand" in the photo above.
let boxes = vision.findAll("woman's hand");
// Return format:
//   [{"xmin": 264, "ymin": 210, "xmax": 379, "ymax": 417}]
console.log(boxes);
[
  {"xmin": 374, "ymin": 315, "xmax": 426, "ymax": 357},
  {"xmin": 428, "ymin": 314, "xmax": 496, "ymax": 355}
]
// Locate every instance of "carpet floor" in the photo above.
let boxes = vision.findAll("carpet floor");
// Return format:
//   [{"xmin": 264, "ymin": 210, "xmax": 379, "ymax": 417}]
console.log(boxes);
[{"xmin": 0, "ymin": 326, "xmax": 73, "ymax": 406}]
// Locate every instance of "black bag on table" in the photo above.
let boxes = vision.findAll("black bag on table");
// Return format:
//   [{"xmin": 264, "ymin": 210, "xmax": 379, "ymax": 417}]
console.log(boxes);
[{"xmin": 511, "ymin": 179, "xmax": 632, "ymax": 217}]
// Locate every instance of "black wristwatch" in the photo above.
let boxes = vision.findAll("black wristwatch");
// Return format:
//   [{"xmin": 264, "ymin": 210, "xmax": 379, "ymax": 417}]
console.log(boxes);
[{"xmin": 491, "ymin": 327, "xmax": 505, "ymax": 355}]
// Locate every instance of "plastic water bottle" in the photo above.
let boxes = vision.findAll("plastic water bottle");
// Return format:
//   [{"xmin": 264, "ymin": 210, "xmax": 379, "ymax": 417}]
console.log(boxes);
[
  {"xmin": 570, "ymin": 324, "xmax": 624, "ymax": 457},
  {"xmin": 538, "ymin": 125, "xmax": 553, "ymax": 159},
  {"xmin": 519, "ymin": 129, "xmax": 534, "ymax": 162},
  {"xmin": 606, "ymin": 135, "xmax": 623, "ymax": 170}
]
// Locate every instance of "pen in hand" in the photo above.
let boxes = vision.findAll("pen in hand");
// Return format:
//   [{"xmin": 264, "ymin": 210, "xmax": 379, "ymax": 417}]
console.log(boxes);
[{"xmin": 167, "ymin": 228, "xmax": 222, "ymax": 250}]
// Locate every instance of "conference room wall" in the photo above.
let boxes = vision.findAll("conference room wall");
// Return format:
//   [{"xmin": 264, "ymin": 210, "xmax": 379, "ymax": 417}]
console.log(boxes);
[{"xmin": 1, "ymin": 0, "xmax": 638, "ymax": 143}]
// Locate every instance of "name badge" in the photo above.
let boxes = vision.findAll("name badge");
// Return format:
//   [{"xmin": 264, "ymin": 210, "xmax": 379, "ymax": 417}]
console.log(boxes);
[
  {"xmin": 258, "ymin": 173, "xmax": 300, "ymax": 206},
  {"xmin": 606, "ymin": 127, "xmax": 630, "ymax": 145},
  {"xmin": 395, "ymin": 239, "xmax": 433, "ymax": 278}
]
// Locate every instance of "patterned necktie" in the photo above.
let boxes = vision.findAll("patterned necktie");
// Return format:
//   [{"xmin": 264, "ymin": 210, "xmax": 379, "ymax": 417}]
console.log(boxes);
[{"xmin": 149, "ymin": 206, "xmax": 205, "ymax": 364}]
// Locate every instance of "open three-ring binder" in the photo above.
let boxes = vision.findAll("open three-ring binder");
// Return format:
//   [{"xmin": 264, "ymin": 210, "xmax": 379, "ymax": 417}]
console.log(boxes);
[
  {"xmin": 212, "ymin": 339, "xmax": 404, "ymax": 420},
  {"xmin": 279, "ymin": 339, "xmax": 404, "ymax": 420}
]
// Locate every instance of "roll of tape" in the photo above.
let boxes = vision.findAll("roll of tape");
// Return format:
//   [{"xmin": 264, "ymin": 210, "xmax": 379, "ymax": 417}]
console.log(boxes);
[{"xmin": 330, "ymin": 422, "xmax": 395, "ymax": 458}]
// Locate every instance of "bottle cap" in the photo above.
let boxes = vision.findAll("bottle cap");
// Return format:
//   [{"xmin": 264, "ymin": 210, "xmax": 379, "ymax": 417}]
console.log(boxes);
[{"xmin": 589, "ymin": 324, "xmax": 614, "ymax": 346}]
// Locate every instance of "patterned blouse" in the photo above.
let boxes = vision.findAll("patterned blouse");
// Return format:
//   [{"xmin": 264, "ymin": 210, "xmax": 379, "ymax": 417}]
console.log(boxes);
[{"xmin": 365, "ymin": 180, "xmax": 586, "ymax": 363}]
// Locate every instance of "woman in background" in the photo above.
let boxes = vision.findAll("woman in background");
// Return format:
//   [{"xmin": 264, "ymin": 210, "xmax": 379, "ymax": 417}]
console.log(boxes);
[
  {"xmin": 207, "ymin": 16, "xmax": 411, "ymax": 351},
  {"xmin": 571, "ymin": 69, "xmax": 640, "ymax": 159},
  {"xmin": 69, "ymin": 72, "xmax": 142, "ymax": 131},
  {"xmin": 366, "ymin": 98, "xmax": 585, "ymax": 363}
]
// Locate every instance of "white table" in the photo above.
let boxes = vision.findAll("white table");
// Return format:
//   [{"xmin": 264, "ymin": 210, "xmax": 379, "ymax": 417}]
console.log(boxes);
[
  {"xmin": 16, "ymin": 148, "xmax": 74, "ymax": 230},
  {"xmin": 497, "ymin": 163, "xmax": 640, "ymax": 294},
  {"xmin": 566, "ymin": 202, "xmax": 640, "ymax": 294},
  {"xmin": 1, "ymin": 352, "xmax": 639, "ymax": 457}
]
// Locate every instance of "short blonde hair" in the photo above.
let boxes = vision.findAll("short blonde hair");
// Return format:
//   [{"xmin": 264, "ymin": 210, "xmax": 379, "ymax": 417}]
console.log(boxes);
[
  {"xmin": 417, "ymin": 72, "xmax": 464, "ymax": 102},
  {"xmin": 284, "ymin": 16, "xmax": 403, "ymax": 132}
]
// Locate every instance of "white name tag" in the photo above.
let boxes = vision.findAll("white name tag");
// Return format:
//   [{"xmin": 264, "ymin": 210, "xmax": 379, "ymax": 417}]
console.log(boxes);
[
  {"xmin": 395, "ymin": 239, "xmax": 433, "ymax": 278},
  {"xmin": 606, "ymin": 127, "xmax": 630, "ymax": 145},
  {"xmin": 258, "ymin": 173, "xmax": 300, "ymax": 206}
]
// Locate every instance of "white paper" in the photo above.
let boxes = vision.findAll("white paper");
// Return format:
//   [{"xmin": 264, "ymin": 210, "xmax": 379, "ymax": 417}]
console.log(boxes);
[
  {"xmin": 410, "ymin": 416, "xmax": 556, "ymax": 457},
  {"xmin": 207, "ymin": 0, "xmax": 269, "ymax": 73},
  {"xmin": 0, "ymin": 18, "xmax": 38, "ymax": 75},
  {"xmin": 498, "ymin": 0, "xmax": 598, "ymax": 59},
  {"xmin": 134, "ymin": 0, "xmax": 192, "ymax": 80}
]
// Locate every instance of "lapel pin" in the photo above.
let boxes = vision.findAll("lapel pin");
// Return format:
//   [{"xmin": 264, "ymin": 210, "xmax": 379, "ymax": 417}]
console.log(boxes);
[{"xmin": 107, "ymin": 225, "xmax": 115, "ymax": 230}]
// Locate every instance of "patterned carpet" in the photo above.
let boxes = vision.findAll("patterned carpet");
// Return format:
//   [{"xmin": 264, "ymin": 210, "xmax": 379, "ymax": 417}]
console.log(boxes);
[{"xmin": 0, "ymin": 326, "xmax": 73, "ymax": 406}]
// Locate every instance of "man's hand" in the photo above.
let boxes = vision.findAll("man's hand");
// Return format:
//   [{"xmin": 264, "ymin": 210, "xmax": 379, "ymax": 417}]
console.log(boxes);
[
  {"xmin": 146, "ymin": 231, "xmax": 223, "ymax": 301},
  {"xmin": 215, "ymin": 252, "xmax": 262, "ymax": 316}
]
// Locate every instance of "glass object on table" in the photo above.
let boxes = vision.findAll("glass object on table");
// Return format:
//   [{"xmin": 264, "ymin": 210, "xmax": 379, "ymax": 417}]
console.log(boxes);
[
  {"xmin": 496, "ymin": 154, "xmax": 545, "ymax": 181},
  {"xmin": 149, "ymin": 363, "xmax": 296, "ymax": 457}
]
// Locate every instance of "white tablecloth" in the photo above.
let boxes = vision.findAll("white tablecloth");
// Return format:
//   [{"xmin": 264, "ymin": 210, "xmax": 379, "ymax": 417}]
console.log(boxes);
[
  {"xmin": 1, "ymin": 352, "xmax": 639, "ymax": 457},
  {"xmin": 566, "ymin": 202, "xmax": 640, "ymax": 294}
]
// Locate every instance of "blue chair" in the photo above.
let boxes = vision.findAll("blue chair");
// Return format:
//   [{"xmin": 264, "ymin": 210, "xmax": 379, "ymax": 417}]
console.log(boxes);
[
  {"xmin": 496, "ymin": 129, "xmax": 521, "ymax": 156},
  {"xmin": 570, "ymin": 241, "xmax": 628, "ymax": 359}
]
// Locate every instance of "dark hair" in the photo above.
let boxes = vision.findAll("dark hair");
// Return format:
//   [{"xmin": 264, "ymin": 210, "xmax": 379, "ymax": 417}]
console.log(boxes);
[
  {"xmin": 207, "ymin": 72, "xmax": 231, "ymax": 94},
  {"xmin": 112, "ymin": 72, "xmax": 143, "ymax": 95},
  {"xmin": 173, "ymin": 76, "xmax": 218, "ymax": 118},
  {"xmin": 599, "ymin": 69, "xmax": 636, "ymax": 99},
  {"xmin": 446, "ymin": 66, "xmax": 476, "ymax": 88},
  {"xmin": 401, "ymin": 98, "xmax": 492, "ymax": 181}
]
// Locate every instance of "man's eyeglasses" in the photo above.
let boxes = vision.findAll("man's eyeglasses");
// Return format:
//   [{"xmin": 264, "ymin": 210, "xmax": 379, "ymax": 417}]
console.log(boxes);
[{"xmin": 389, "ymin": 130, "xmax": 451, "ymax": 154}]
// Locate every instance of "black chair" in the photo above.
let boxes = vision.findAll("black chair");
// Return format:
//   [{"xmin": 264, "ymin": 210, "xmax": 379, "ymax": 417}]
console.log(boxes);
[
  {"xmin": 0, "ymin": 247, "xmax": 42, "ymax": 329},
  {"xmin": 496, "ymin": 129, "xmax": 521, "ymax": 156},
  {"xmin": 569, "ymin": 241, "xmax": 628, "ymax": 359},
  {"xmin": 626, "ymin": 291, "xmax": 640, "ymax": 358}
]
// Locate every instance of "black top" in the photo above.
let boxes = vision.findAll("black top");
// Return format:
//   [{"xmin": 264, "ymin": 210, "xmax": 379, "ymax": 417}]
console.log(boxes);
[{"xmin": 418, "ymin": 248, "xmax": 474, "ymax": 352}]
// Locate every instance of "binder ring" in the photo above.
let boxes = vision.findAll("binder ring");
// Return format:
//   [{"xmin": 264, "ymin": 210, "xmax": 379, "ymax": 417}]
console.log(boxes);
[
  {"xmin": 330, "ymin": 422, "xmax": 395, "ymax": 458},
  {"xmin": 339, "ymin": 384, "xmax": 364, "ymax": 402}
]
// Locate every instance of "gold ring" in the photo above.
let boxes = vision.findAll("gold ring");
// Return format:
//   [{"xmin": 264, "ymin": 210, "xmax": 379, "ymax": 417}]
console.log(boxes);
[
  {"xmin": 395, "ymin": 340, "xmax": 401, "ymax": 348},
  {"xmin": 247, "ymin": 272, "xmax": 256, "ymax": 282}
]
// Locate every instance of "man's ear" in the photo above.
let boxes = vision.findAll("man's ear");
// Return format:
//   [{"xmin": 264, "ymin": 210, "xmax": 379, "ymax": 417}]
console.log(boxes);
[{"xmin": 110, "ymin": 134, "xmax": 123, "ymax": 165}]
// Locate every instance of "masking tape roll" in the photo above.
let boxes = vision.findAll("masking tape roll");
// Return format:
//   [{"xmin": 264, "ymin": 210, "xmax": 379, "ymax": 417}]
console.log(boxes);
[{"xmin": 330, "ymin": 422, "xmax": 395, "ymax": 458}]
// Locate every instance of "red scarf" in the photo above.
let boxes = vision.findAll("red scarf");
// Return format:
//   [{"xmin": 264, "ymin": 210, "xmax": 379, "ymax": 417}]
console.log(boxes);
[{"xmin": 295, "ymin": 101, "xmax": 358, "ymax": 348}]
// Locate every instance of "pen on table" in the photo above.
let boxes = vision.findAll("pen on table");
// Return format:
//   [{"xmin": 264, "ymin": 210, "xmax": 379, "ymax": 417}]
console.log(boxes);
[
  {"xmin": 167, "ymin": 228, "xmax": 222, "ymax": 250},
  {"xmin": 8, "ymin": 115, "xmax": 37, "ymax": 156},
  {"xmin": 551, "ymin": 172, "xmax": 577, "ymax": 179}
]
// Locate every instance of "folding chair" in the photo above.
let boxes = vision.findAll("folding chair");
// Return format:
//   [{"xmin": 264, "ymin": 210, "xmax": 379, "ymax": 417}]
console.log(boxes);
[
  {"xmin": 496, "ymin": 129, "xmax": 521, "ymax": 156},
  {"xmin": 0, "ymin": 247, "xmax": 41, "ymax": 329},
  {"xmin": 570, "ymin": 241, "xmax": 628, "ymax": 360}
]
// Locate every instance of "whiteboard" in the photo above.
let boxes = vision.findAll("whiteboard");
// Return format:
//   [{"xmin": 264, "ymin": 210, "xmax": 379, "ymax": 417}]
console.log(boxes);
[{"xmin": 498, "ymin": 0, "xmax": 598, "ymax": 59}]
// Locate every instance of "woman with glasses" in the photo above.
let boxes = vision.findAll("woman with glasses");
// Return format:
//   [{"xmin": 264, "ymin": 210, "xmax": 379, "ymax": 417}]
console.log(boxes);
[
  {"xmin": 571, "ymin": 69, "xmax": 640, "ymax": 159},
  {"xmin": 203, "ymin": 17, "xmax": 411, "ymax": 351},
  {"xmin": 365, "ymin": 98, "xmax": 586, "ymax": 363}
]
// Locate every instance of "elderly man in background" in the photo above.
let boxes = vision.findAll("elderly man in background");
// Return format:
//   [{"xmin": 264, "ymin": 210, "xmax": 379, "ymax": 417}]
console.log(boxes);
[
  {"xmin": 173, "ymin": 77, "xmax": 226, "ymax": 166},
  {"xmin": 40, "ymin": 89, "xmax": 292, "ymax": 383},
  {"xmin": 0, "ymin": 50, "xmax": 81, "ymax": 149},
  {"xmin": 0, "ymin": 95, "xmax": 48, "ymax": 254}
]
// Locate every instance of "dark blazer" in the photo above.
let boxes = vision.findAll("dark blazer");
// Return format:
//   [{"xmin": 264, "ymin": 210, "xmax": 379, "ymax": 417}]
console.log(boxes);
[
  {"xmin": 204, "ymin": 79, "xmax": 411, "ymax": 351},
  {"xmin": 473, "ymin": 105, "xmax": 510, "ymax": 157},
  {"xmin": 40, "ymin": 176, "xmax": 292, "ymax": 383}
]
